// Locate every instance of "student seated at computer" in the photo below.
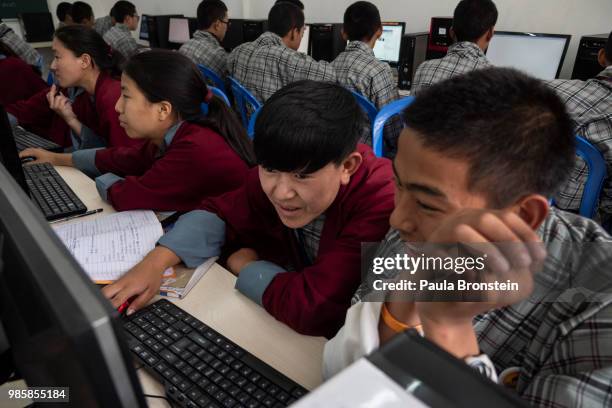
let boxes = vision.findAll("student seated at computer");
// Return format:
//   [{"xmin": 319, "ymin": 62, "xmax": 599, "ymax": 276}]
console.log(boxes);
[
  {"xmin": 7, "ymin": 26, "xmax": 138, "ymax": 150},
  {"xmin": 71, "ymin": 1, "xmax": 96, "ymax": 28},
  {"xmin": 102, "ymin": 81, "xmax": 394, "ymax": 338},
  {"xmin": 548, "ymin": 30, "xmax": 612, "ymax": 227},
  {"xmin": 332, "ymin": 1, "xmax": 400, "ymax": 153},
  {"xmin": 180, "ymin": 0, "xmax": 230, "ymax": 78},
  {"xmin": 227, "ymin": 2, "xmax": 335, "ymax": 103},
  {"xmin": 0, "ymin": 41, "xmax": 47, "ymax": 105},
  {"xmin": 0, "ymin": 20, "xmax": 42, "ymax": 67},
  {"xmin": 411, "ymin": 0, "xmax": 496, "ymax": 96},
  {"xmin": 20, "ymin": 50, "xmax": 253, "ymax": 213},
  {"xmin": 56, "ymin": 2, "xmax": 74, "ymax": 28},
  {"xmin": 103, "ymin": 1, "xmax": 145, "ymax": 59},
  {"xmin": 324, "ymin": 67, "xmax": 612, "ymax": 406}
]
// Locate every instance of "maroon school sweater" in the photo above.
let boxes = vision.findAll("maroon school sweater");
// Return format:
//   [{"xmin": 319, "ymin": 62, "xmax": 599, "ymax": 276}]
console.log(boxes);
[
  {"xmin": 95, "ymin": 121, "xmax": 251, "ymax": 212},
  {"xmin": 0, "ymin": 56, "xmax": 47, "ymax": 105},
  {"xmin": 6, "ymin": 72, "xmax": 139, "ymax": 148},
  {"xmin": 201, "ymin": 144, "xmax": 395, "ymax": 338}
]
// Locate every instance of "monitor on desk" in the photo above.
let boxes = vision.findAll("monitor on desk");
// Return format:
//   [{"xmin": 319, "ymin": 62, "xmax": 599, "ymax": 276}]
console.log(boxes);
[
  {"xmin": 139, "ymin": 14, "xmax": 149, "ymax": 40},
  {"xmin": 486, "ymin": 31, "xmax": 571, "ymax": 80},
  {"xmin": 0, "ymin": 162, "xmax": 146, "ymax": 407},
  {"xmin": 18, "ymin": 12, "xmax": 54, "ymax": 43},
  {"xmin": 298, "ymin": 24, "xmax": 310, "ymax": 54},
  {"xmin": 168, "ymin": 17, "xmax": 191, "ymax": 44},
  {"xmin": 373, "ymin": 22, "xmax": 405, "ymax": 65}
]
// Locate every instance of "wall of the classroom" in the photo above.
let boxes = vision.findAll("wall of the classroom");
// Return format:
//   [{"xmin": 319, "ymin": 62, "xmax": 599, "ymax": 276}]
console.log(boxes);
[{"xmin": 45, "ymin": 0, "xmax": 612, "ymax": 79}]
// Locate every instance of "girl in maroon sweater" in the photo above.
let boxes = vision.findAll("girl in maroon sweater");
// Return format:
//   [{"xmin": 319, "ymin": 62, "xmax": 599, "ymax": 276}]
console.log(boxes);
[
  {"xmin": 7, "ymin": 25, "xmax": 137, "ymax": 149},
  {"xmin": 21, "ymin": 50, "xmax": 254, "ymax": 213},
  {"xmin": 0, "ymin": 41, "xmax": 47, "ymax": 106}
]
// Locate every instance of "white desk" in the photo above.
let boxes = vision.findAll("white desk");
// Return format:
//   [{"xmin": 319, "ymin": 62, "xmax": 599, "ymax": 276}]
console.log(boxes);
[{"xmin": 55, "ymin": 166, "xmax": 327, "ymax": 406}]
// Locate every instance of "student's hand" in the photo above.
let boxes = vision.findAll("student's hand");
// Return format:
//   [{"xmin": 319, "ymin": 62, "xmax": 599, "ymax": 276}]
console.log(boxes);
[
  {"xmin": 227, "ymin": 248, "xmax": 259, "ymax": 276},
  {"xmin": 413, "ymin": 209, "xmax": 547, "ymax": 357},
  {"xmin": 47, "ymin": 85, "xmax": 77, "ymax": 124},
  {"xmin": 102, "ymin": 246, "xmax": 180, "ymax": 315},
  {"xmin": 19, "ymin": 147, "xmax": 59, "ymax": 165}
]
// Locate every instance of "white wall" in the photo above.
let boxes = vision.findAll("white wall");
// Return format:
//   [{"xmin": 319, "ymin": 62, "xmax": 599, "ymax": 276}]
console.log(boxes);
[{"xmin": 245, "ymin": 0, "xmax": 612, "ymax": 79}]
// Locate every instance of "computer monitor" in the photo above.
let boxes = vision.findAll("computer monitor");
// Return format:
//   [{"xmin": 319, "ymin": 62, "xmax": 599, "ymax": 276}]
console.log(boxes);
[
  {"xmin": 373, "ymin": 22, "xmax": 405, "ymax": 65},
  {"xmin": 486, "ymin": 31, "xmax": 571, "ymax": 80},
  {"xmin": 168, "ymin": 17, "xmax": 191, "ymax": 44},
  {"xmin": 298, "ymin": 24, "xmax": 310, "ymax": 54},
  {"xmin": 19, "ymin": 12, "xmax": 55, "ymax": 42},
  {"xmin": 139, "ymin": 14, "xmax": 149, "ymax": 41},
  {"xmin": 0, "ymin": 161, "xmax": 147, "ymax": 407}
]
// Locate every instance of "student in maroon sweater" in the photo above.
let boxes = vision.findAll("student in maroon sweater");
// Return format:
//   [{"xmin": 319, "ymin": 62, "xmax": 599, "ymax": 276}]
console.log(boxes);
[
  {"xmin": 21, "ymin": 50, "xmax": 254, "ymax": 213},
  {"xmin": 102, "ymin": 81, "xmax": 395, "ymax": 338},
  {"xmin": 7, "ymin": 25, "xmax": 137, "ymax": 149},
  {"xmin": 0, "ymin": 42, "xmax": 47, "ymax": 106}
]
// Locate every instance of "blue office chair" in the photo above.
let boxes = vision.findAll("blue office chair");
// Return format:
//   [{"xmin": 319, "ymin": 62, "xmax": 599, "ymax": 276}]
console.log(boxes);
[
  {"xmin": 46, "ymin": 71, "xmax": 55, "ymax": 86},
  {"xmin": 197, "ymin": 64, "xmax": 227, "ymax": 94},
  {"xmin": 574, "ymin": 135, "xmax": 607, "ymax": 219},
  {"xmin": 229, "ymin": 77, "xmax": 262, "ymax": 130},
  {"xmin": 349, "ymin": 90, "xmax": 378, "ymax": 127},
  {"xmin": 247, "ymin": 107, "xmax": 261, "ymax": 140},
  {"xmin": 371, "ymin": 96, "xmax": 415, "ymax": 157},
  {"xmin": 201, "ymin": 86, "xmax": 231, "ymax": 114}
]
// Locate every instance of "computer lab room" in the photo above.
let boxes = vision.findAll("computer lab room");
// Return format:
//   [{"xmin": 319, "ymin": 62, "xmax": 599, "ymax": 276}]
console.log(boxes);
[{"xmin": 0, "ymin": 0, "xmax": 610, "ymax": 406}]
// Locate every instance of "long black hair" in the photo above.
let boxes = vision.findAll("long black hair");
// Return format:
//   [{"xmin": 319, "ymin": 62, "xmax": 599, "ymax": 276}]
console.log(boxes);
[
  {"xmin": 54, "ymin": 25, "xmax": 124, "ymax": 78},
  {"xmin": 124, "ymin": 50, "xmax": 255, "ymax": 166}
]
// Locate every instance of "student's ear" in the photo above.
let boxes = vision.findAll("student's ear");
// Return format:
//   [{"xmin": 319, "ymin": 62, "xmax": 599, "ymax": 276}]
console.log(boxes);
[
  {"xmin": 597, "ymin": 48, "xmax": 608, "ymax": 68},
  {"xmin": 341, "ymin": 28, "xmax": 348, "ymax": 42},
  {"xmin": 513, "ymin": 194, "xmax": 549, "ymax": 230},
  {"xmin": 485, "ymin": 26, "xmax": 494, "ymax": 42},
  {"xmin": 374, "ymin": 26, "xmax": 383, "ymax": 41},
  {"xmin": 449, "ymin": 27, "xmax": 457, "ymax": 43},
  {"xmin": 79, "ymin": 53, "xmax": 93, "ymax": 69},
  {"xmin": 339, "ymin": 152, "xmax": 363, "ymax": 185},
  {"xmin": 157, "ymin": 101, "xmax": 173, "ymax": 122}
]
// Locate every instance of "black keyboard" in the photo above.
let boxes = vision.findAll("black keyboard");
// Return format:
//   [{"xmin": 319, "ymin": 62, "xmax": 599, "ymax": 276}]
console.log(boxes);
[
  {"xmin": 13, "ymin": 126, "xmax": 63, "ymax": 153},
  {"xmin": 122, "ymin": 299, "xmax": 308, "ymax": 408},
  {"xmin": 23, "ymin": 163, "xmax": 87, "ymax": 221}
]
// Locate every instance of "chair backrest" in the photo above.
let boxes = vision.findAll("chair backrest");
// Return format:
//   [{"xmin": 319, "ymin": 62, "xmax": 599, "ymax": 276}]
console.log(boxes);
[
  {"xmin": 372, "ymin": 96, "xmax": 415, "ymax": 157},
  {"xmin": 229, "ymin": 77, "xmax": 262, "ymax": 129},
  {"xmin": 247, "ymin": 107, "xmax": 260, "ymax": 140},
  {"xmin": 201, "ymin": 86, "xmax": 231, "ymax": 114},
  {"xmin": 197, "ymin": 64, "xmax": 226, "ymax": 93},
  {"xmin": 575, "ymin": 135, "xmax": 607, "ymax": 219},
  {"xmin": 349, "ymin": 89, "xmax": 378, "ymax": 127},
  {"xmin": 46, "ymin": 71, "xmax": 55, "ymax": 86}
]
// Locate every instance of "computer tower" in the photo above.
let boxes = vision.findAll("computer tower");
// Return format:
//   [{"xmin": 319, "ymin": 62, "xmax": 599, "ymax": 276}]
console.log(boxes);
[
  {"xmin": 397, "ymin": 32, "xmax": 429, "ymax": 90},
  {"xmin": 426, "ymin": 17, "xmax": 453, "ymax": 60},
  {"xmin": 19, "ymin": 12, "xmax": 54, "ymax": 42},
  {"xmin": 222, "ymin": 18, "xmax": 244, "ymax": 51},
  {"xmin": 571, "ymin": 34, "xmax": 608, "ymax": 80},
  {"xmin": 146, "ymin": 14, "xmax": 183, "ymax": 49},
  {"xmin": 310, "ymin": 23, "xmax": 346, "ymax": 62},
  {"xmin": 243, "ymin": 20, "xmax": 268, "ymax": 43}
]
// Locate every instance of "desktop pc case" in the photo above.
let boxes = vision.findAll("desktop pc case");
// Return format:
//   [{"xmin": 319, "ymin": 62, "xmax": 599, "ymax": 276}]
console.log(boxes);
[
  {"xmin": 572, "ymin": 34, "xmax": 609, "ymax": 80},
  {"xmin": 310, "ymin": 23, "xmax": 346, "ymax": 62},
  {"xmin": 398, "ymin": 32, "xmax": 429, "ymax": 90},
  {"xmin": 426, "ymin": 16, "xmax": 453, "ymax": 60}
]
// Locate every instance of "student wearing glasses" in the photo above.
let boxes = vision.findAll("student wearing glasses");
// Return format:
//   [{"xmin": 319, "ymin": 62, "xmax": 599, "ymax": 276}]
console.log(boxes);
[{"xmin": 103, "ymin": 1, "xmax": 145, "ymax": 59}]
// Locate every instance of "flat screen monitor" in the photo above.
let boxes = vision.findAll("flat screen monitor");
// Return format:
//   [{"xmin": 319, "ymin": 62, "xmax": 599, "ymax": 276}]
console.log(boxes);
[
  {"xmin": 19, "ymin": 12, "xmax": 54, "ymax": 42},
  {"xmin": 168, "ymin": 17, "xmax": 191, "ymax": 44},
  {"xmin": 373, "ymin": 22, "xmax": 405, "ymax": 65},
  {"xmin": 486, "ymin": 31, "xmax": 571, "ymax": 79},
  {"xmin": 298, "ymin": 24, "xmax": 310, "ymax": 54},
  {"xmin": 139, "ymin": 14, "xmax": 149, "ymax": 40}
]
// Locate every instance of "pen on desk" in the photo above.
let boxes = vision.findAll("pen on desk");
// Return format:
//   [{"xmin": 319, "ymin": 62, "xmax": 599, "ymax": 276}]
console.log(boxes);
[
  {"xmin": 49, "ymin": 208, "xmax": 104, "ymax": 224},
  {"xmin": 118, "ymin": 295, "xmax": 138, "ymax": 316}
]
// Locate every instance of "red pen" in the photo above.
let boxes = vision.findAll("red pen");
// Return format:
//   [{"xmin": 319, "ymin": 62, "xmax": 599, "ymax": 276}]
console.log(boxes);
[{"xmin": 118, "ymin": 295, "xmax": 137, "ymax": 316}]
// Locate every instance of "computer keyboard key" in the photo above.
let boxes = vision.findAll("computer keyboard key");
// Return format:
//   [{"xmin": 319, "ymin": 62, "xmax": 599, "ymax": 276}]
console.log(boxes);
[
  {"xmin": 291, "ymin": 388, "xmax": 306, "ymax": 398},
  {"xmin": 262, "ymin": 396, "xmax": 276, "ymax": 407},
  {"xmin": 160, "ymin": 349, "xmax": 179, "ymax": 364}
]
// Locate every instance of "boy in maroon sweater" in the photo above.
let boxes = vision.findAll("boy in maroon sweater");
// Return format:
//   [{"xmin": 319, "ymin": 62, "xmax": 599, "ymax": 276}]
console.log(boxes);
[{"xmin": 103, "ymin": 81, "xmax": 395, "ymax": 338}]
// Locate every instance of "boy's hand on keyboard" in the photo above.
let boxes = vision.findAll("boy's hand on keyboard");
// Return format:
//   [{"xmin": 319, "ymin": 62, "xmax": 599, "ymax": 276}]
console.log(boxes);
[{"xmin": 19, "ymin": 147, "xmax": 58, "ymax": 165}]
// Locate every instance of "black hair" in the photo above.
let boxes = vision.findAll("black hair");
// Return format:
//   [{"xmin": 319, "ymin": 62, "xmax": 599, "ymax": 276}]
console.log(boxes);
[
  {"xmin": 401, "ymin": 67, "xmax": 574, "ymax": 207},
  {"xmin": 110, "ymin": 1, "xmax": 136, "ymax": 24},
  {"xmin": 268, "ymin": 2, "xmax": 304, "ymax": 37},
  {"xmin": 275, "ymin": 0, "xmax": 304, "ymax": 11},
  {"xmin": 197, "ymin": 0, "xmax": 228, "ymax": 30},
  {"xmin": 605, "ymin": 31, "xmax": 612, "ymax": 63},
  {"xmin": 56, "ymin": 2, "xmax": 72, "ymax": 22},
  {"xmin": 254, "ymin": 80, "xmax": 366, "ymax": 173},
  {"xmin": 343, "ymin": 1, "xmax": 381, "ymax": 42},
  {"xmin": 54, "ymin": 25, "xmax": 124, "ymax": 78},
  {"xmin": 452, "ymin": 0, "xmax": 498, "ymax": 42},
  {"xmin": 124, "ymin": 50, "xmax": 255, "ymax": 167},
  {"xmin": 71, "ymin": 1, "xmax": 94, "ymax": 24}
]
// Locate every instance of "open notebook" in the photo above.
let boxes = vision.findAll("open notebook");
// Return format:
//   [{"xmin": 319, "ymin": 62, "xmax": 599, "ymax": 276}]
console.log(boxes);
[{"xmin": 53, "ymin": 210, "xmax": 216, "ymax": 297}]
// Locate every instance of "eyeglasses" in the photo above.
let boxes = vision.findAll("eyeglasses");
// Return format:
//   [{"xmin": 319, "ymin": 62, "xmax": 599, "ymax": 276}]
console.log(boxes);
[{"xmin": 219, "ymin": 19, "xmax": 230, "ymax": 26}]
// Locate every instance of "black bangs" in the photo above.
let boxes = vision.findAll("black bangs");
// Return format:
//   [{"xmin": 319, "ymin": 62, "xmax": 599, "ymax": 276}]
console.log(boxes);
[{"xmin": 253, "ymin": 80, "xmax": 366, "ymax": 173}]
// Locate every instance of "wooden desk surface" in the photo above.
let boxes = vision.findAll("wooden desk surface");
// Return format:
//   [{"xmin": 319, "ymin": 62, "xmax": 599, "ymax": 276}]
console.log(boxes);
[{"xmin": 54, "ymin": 165, "xmax": 326, "ymax": 406}]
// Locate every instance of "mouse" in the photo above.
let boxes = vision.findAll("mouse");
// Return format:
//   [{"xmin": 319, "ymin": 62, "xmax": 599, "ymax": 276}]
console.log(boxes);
[{"xmin": 20, "ymin": 156, "xmax": 36, "ymax": 164}]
